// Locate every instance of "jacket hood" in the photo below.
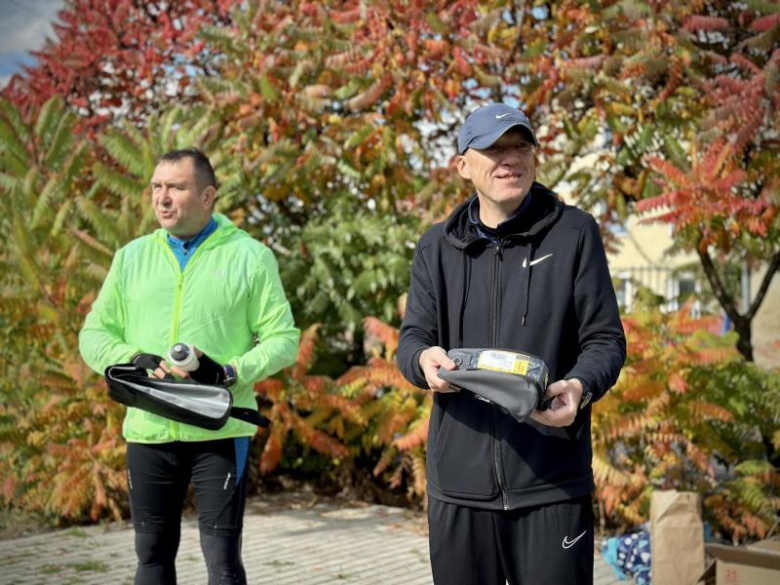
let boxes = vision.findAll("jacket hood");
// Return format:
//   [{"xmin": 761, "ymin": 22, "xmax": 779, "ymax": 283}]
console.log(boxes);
[{"xmin": 444, "ymin": 183, "xmax": 564, "ymax": 250}]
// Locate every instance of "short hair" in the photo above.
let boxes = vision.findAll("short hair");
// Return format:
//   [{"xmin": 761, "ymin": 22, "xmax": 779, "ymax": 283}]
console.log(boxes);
[{"xmin": 157, "ymin": 148, "xmax": 217, "ymax": 191}]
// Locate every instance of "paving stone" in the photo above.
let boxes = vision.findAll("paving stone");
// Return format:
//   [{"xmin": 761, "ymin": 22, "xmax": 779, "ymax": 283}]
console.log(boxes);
[{"xmin": 0, "ymin": 494, "xmax": 630, "ymax": 584}]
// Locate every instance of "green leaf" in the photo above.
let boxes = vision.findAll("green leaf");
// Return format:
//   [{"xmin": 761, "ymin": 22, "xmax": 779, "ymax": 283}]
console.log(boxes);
[
  {"xmin": 634, "ymin": 125, "xmax": 655, "ymax": 153},
  {"xmin": 259, "ymin": 74, "xmax": 280, "ymax": 103},
  {"xmin": 663, "ymin": 135, "xmax": 687, "ymax": 166},
  {"xmin": 426, "ymin": 13, "xmax": 446, "ymax": 34},
  {"xmin": 75, "ymin": 196, "xmax": 122, "ymax": 249},
  {"xmin": 51, "ymin": 199, "xmax": 73, "ymax": 237},
  {"xmin": 31, "ymin": 177, "xmax": 63, "ymax": 228},
  {"xmin": 0, "ymin": 98, "xmax": 29, "ymax": 144},
  {"xmin": 34, "ymin": 96, "xmax": 64, "ymax": 141},
  {"xmin": 0, "ymin": 171, "xmax": 20, "ymax": 194},
  {"xmin": 44, "ymin": 113, "xmax": 76, "ymax": 170},
  {"xmin": 337, "ymin": 160, "xmax": 362, "ymax": 180},
  {"xmin": 92, "ymin": 161, "xmax": 145, "ymax": 200},
  {"xmin": 0, "ymin": 118, "xmax": 28, "ymax": 170},
  {"xmin": 334, "ymin": 80, "xmax": 362, "ymax": 100},
  {"xmin": 345, "ymin": 126, "xmax": 374, "ymax": 150},
  {"xmin": 98, "ymin": 130, "xmax": 147, "ymax": 178}
]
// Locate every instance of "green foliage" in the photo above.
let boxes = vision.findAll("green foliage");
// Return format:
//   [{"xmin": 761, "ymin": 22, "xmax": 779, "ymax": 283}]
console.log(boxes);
[
  {"xmin": 0, "ymin": 96, "xmax": 127, "ymax": 522},
  {"xmin": 281, "ymin": 201, "xmax": 419, "ymax": 337}
]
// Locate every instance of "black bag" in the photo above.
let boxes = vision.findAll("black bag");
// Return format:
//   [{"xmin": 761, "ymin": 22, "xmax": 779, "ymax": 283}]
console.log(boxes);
[
  {"xmin": 438, "ymin": 348, "xmax": 551, "ymax": 423},
  {"xmin": 105, "ymin": 364, "xmax": 270, "ymax": 431}
]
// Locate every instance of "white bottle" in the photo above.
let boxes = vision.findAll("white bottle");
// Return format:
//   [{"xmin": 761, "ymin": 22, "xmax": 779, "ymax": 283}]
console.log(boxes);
[{"xmin": 168, "ymin": 343, "xmax": 199, "ymax": 372}]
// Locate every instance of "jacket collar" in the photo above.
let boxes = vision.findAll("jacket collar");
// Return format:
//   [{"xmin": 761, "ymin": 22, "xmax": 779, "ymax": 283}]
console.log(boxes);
[
  {"xmin": 154, "ymin": 213, "xmax": 237, "ymax": 248},
  {"xmin": 444, "ymin": 182, "xmax": 564, "ymax": 250}
]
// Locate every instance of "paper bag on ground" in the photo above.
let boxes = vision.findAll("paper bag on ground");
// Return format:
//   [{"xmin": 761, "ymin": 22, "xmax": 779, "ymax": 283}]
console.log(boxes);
[{"xmin": 651, "ymin": 490, "xmax": 705, "ymax": 585}]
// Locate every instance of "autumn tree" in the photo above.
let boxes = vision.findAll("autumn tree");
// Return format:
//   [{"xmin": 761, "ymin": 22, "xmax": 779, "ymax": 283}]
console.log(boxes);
[
  {"xmin": 528, "ymin": 0, "xmax": 780, "ymax": 360},
  {"xmin": 8, "ymin": 0, "xmax": 775, "ymax": 356},
  {"xmin": 190, "ymin": 1, "xmax": 492, "ymax": 343},
  {"xmin": 2, "ymin": 0, "xmax": 239, "ymax": 127},
  {"xmin": 5, "ymin": 2, "xmax": 777, "ymax": 348},
  {"xmin": 1, "ymin": 0, "xmax": 778, "ymax": 528}
]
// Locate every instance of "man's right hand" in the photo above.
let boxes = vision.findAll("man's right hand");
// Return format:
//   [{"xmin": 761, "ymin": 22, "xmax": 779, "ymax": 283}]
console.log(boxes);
[
  {"xmin": 419, "ymin": 346, "xmax": 458, "ymax": 393},
  {"xmin": 153, "ymin": 360, "xmax": 191, "ymax": 380},
  {"xmin": 132, "ymin": 353, "xmax": 190, "ymax": 380}
]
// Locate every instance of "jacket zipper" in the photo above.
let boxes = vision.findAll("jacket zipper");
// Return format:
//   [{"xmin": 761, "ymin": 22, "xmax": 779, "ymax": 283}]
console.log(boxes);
[
  {"xmin": 159, "ymin": 237, "xmax": 211, "ymax": 441},
  {"xmin": 491, "ymin": 240, "xmax": 510, "ymax": 511}
]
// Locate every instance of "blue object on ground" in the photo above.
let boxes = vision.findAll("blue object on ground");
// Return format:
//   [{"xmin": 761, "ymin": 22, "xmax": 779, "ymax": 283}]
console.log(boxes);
[{"xmin": 601, "ymin": 529, "xmax": 651, "ymax": 584}]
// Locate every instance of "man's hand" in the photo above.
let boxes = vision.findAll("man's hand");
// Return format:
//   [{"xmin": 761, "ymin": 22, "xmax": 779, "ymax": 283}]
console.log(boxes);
[
  {"xmin": 131, "ymin": 353, "xmax": 186, "ymax": 380},
  {"xmin": 529, "ymin": 378, "xmax": 584, "ymax": 428},
  {"xmin": 419, "ymin": 346, "xmax": 458, "ymax": 393},
  {"xmin": 153, "ymin": 360, "xmax": 191, "ymax": 380},
  {"xmin": 133, "ymin": 348, "xmax": 204, "ymax": 380}
]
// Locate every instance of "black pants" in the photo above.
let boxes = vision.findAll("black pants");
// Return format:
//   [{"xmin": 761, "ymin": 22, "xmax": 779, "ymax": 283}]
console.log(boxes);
[
  {"xmin": 428, "ymin": 496, "xmax": 594, "ymax": 585},
  {"xmin": 126, "ymin": 438, "xmax": 250, "ymax": 585}
]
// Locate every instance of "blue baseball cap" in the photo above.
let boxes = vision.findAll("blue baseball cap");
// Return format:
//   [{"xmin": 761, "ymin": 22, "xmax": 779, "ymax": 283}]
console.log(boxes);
[{"xmin": 457, "ymin": 103, "xmax": 539, "ymax": 155}]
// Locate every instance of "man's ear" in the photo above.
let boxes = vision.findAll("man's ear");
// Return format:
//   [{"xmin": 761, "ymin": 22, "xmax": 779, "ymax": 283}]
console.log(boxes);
[
  {"xmin": 456, "ymin": 155, "xmax": 471, "ymax": 180},
  {"xmin": 201, "ymin": 185, "xmax": 217, "ymax": 210}
]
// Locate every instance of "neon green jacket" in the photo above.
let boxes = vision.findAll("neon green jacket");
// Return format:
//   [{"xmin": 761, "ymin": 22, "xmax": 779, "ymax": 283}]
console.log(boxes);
[{"xmin": 79, "ymin": 213, "xmax": 300, "ymax": 443}]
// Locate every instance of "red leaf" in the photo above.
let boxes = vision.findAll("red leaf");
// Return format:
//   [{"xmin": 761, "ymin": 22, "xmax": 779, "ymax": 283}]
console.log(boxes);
[
  {"xmin": 684, "ymin": 16, "xmax": 730, "ymax": 32},
  {"xmin": 751, "ymin": 14, "xmax": 780, "ymax": 33}
]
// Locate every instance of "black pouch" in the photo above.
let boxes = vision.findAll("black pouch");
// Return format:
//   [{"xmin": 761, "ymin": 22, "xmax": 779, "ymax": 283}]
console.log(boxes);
[
  {"xmin": 438, "ymin": 348, "xmax": 551, "ymax": 423},
  {"xmin": 105, "ymin": 364, "xmax": 269, "ymax": 431}
]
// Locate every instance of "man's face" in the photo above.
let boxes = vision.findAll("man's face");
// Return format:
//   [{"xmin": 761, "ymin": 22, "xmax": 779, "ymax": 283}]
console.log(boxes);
[
  {"xmin": 457, "ymin": 128, "xmax": 536, "ymax": 211},
  {"xmin": 150, "ymin": 158, "xmax": 214, "ymax": 238}
]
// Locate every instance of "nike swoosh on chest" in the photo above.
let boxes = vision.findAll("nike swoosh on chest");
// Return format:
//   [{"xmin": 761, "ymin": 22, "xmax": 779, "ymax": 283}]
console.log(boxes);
[{"xmin": 522, "ymin": 253, "xmax": 554, "ymax": 268}]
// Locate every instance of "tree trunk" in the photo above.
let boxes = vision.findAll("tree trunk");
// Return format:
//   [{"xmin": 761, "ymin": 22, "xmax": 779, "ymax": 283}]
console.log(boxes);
[
  {"xmin": 731, "ymin": 316, "xmax": 753, "ymax": 362},
  {"xmin": 697, "ymin": 246, "xmax": 753, "ymax": 361}
]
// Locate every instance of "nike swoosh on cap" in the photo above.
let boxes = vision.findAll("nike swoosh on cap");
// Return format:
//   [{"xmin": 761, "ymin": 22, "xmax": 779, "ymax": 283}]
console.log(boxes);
[
  {"xmin": 562, "ymin": 530, "xmax": 587, "ymax": 549},
  {"xmin": 495, "ymin": 113, "xmax": 511, "ymax": 119},
  {"xmin": 522, "ymin": 253, "xmax": 553, "ymax": 268}
]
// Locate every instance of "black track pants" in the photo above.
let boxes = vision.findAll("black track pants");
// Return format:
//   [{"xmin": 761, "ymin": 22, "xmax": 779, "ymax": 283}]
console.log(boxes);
[
  {"xmin": 127, "ymin": 439, "xmax": 249, "ymax": 585},
  {"xmin": 428, "ymin": 496, "xmax": 594, "ymax": 585}
]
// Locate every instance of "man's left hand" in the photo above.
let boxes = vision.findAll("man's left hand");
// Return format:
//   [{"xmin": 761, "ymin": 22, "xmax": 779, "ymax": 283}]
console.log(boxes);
[{"xmin": 529, "ymin": 378, "xmax": 584, "ymax": 428}]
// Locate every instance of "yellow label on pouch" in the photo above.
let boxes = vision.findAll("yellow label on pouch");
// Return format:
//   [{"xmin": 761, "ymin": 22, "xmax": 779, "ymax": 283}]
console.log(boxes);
[{"xmin": 476, "ymin": 351, "xmax": 529, "ymax": 375}]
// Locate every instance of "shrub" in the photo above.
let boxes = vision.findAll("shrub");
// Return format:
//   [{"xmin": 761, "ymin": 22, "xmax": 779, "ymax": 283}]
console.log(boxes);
[
  {"xmin": 255, "ymin": 316, "xmax": 430, "ymax": 504},
  {"xmin": 592, "ymin": 299, "xmax": 780, "ymax": 542}
]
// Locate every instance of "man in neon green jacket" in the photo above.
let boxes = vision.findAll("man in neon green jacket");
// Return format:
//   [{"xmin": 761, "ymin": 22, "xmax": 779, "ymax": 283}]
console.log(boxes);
[{"xmin": 79, "ymin": 148, "xmax": 300, "ymax": 585}]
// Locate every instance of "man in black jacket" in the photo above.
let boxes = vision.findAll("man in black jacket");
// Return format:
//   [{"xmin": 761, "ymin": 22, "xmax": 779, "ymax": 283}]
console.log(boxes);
[{"xmin": 397, "ymin": 103, "xmax": 626, "ymax": 585}]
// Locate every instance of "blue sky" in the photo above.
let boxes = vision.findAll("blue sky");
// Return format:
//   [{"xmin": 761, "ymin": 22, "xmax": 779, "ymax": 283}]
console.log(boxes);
[{"xmin": 0, "ymin": 0, "xmax": 65, "ymax": 88}]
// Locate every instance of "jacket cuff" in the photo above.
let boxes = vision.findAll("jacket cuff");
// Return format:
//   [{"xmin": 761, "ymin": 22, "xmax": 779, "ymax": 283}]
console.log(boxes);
[
  {"xmin": 409, "ymin": 347, "xmax": 429, "ymax": 389},
  {"xmin": 564, "ymin": 371, "xmax": 597, "ymax": 402}
]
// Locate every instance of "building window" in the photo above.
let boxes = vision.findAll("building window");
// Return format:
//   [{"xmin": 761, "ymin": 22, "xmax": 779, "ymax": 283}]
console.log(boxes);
[
  {"xmin": 668, "ymin": 273, "xmax": 701, "ymax": 316},
  {"xmin": 615, "ymin": 272, "xmax": 633, "ymax": 312}
]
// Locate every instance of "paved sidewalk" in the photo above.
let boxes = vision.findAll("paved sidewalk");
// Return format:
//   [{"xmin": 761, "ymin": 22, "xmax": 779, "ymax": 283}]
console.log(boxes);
[{"xmin": 0, "ymin": 493, "xmax": 625, "ymax": 584}]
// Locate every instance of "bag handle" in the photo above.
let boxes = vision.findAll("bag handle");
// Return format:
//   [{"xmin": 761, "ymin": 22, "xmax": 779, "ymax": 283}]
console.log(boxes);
[{"xmin": 230, "ymin": 407, "xmax": 271, "ymax": 428}]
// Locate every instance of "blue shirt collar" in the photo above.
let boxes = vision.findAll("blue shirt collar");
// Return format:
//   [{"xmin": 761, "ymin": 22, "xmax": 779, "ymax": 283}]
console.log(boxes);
[
  {"xmin": 166, "ymin": 216, "xmax": 218, "ymax": 271},
  {"xmin": 167, "ymin": 216, "xmax": 218, "ymax": 249}
]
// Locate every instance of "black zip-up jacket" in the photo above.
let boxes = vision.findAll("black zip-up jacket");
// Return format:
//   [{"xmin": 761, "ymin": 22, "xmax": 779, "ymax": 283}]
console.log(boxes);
[{"xmin": 397, "ymin": 183, "xmax": 626, "ymax": 510}]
